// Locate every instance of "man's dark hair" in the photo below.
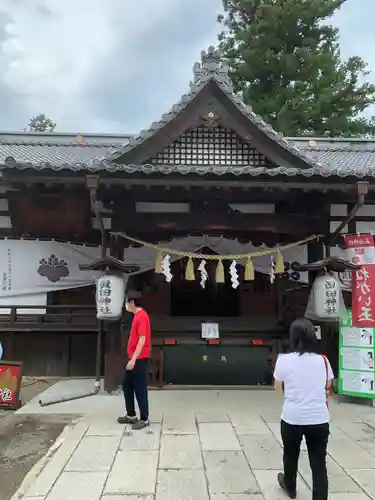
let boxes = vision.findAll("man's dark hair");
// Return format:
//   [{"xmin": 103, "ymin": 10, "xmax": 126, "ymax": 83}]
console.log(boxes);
[
  {"xmin": 289, "ymin": 318, "xmax": 319, "ymax": 355},
  {"xmin": 126, "ymin": 290, "xmax": 143, "ymax": 307}
]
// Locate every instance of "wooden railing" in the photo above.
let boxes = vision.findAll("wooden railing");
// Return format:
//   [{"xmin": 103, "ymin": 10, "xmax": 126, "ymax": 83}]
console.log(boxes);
[{"xmin": 0, "ymin": 304, "xmax": 97, "ymax": 331}]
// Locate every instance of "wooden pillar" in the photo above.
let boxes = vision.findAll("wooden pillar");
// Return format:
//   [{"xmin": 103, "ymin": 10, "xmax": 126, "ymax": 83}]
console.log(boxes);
[{"xmin": 103, "ymin": 223, "xmax": 127, "ymax": 393}]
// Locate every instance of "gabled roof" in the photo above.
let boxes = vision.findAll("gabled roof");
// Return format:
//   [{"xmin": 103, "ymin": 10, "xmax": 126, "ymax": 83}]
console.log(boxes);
[{"xmin": 105, "ymin": 47, "xmax": 323, "ymax": 172}]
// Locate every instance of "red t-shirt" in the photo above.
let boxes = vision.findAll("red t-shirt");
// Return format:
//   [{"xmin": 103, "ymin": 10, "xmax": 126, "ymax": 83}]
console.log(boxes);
[{"xmin": 127, "ymin": 308, "xmax": 151, "ymax": 359}]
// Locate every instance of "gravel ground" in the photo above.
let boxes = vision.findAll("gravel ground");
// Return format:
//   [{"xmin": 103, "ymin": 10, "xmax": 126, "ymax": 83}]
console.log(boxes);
[{"xmin": 0, "ymin": 378, "xmax": 74, "ymax": 500}]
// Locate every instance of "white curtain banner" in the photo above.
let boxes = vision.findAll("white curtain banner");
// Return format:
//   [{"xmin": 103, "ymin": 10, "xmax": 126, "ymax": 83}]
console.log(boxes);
[
  {"xmin": 123, "ymin": 235, "xmax": 309, "ymax": 283},
  {"xmin": 0, "ymin": 239, "xmax": 101, "ymax": 297}
]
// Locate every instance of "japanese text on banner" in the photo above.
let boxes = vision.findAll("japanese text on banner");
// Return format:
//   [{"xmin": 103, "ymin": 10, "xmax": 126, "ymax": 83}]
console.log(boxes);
[{"xmin": 344, "ymin": 234, "xmax": 375, "ymax": 327}]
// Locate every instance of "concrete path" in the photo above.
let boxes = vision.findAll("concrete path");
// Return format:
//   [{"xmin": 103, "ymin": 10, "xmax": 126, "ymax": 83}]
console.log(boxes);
[{"xmin": 15, "ymin": 384, "xmax": 375, "ymax": 500}]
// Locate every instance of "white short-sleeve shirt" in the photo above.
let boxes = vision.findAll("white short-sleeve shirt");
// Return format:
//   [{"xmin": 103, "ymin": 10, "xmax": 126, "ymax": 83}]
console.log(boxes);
[{"xmin": 274, "ymin": 352, "xmax": 334, "ymax": 425}]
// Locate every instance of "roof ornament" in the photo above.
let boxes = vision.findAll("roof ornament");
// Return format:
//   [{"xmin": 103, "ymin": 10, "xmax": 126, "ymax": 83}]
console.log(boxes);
[{"xmin": 191, "ymin": 46, "xmax": 233, "ymax": 90}]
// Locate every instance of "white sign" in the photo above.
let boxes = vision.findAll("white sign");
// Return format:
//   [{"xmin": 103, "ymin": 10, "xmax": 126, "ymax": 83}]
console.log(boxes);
[
  {"xmin": 0, "ymin": 239, "xmax": 101, "ymax": 298},
  {"xmin": 201, "ymin": 323, "xmax": 219, "ymax": 339},
  {"xmin": 314, "ymin": 326, "xmax": 321, "ymax": 339},
  {"xmin": 96, "ymin": 274, "xmax": 127, "ymax": 320},
  {"xmin": 313, "ymin": 274, "xmax": 341, "ymax": 319}
]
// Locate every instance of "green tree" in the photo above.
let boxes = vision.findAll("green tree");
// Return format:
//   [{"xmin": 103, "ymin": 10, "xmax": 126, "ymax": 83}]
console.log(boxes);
[
  {"xmin": 27, "ymin": 113, "xmax": 56, "ymax": 132},
  {"xmin": 218, "ymin": 0, "xmax": 375, "ymax": 137}
]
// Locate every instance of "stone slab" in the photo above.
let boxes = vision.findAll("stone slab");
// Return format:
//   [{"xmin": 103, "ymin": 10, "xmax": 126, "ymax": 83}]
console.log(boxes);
[
  {"xmin": 159, "ymin": 434, "xmax": 203, "ymax": 469},
  {"xmin": 23, "ymin": 497, "xmax": 46, "ymax": 500},
  {"xmin": 253, "ymin": 470, "xmax": 311, "ymax": 500},
  {"xmin": 199, "ymin": 423, "xmax": 241, "ymax": 451},
  {"xmin": 86, "ymin": 421, "xmax": 125, "ymax": 436},
  {"xmin": 45, "ymin": 471, "xmax": 107, "ymax": 500},
  {"xmin": 337, "ymin": 422, "xmax": 375, "ymax": 450},
  {"xmin": 25, "ymin": 421, "xmax": 89, "ymax": 497},
  {"xmin": 298, "ymin": 450, "xmax": 362, "ymax": 494},
  {"xmin": 65, "ymin": 435, "xmax": 120, "ymax": 472},
  {"xmin": 328, "ymin": 495, "xmax": 374, "ymax": 500},
  {"xmin": 195, "ymin": 412, "xmax": 229, "ymax": 423},
  {"xmin": 346, "ymin": 469, "xmax": 375, "ymax": 498},
  {"xmin": 203, "ymin": 450, "xmax": 259, "ymax": 495},
  {"xmin": 155, "ymin": 469, "xmax": 209, "ymax": 500},
  {"xmin": 162, "ymin": 416, "xmax": 197, "ymax": 435},
  {"xmin": 328, "ymin": 433, "xmax": 375, "ymax": 469},
  {"xmin": 239, "ymin": 434, "xmax": 283, "ymax": 470},
  {"xmin": 210, "ymin": 495, "xmax": 265, "ymax": 500},
  {"xmin": 104, "ymin": 451, "xmax": 158, "ymax": 495},
  {"xmin": 230, "ymin": 414, "xmax": 271, "ymax": 435},
  {"xmin": 120, "ymin": 424, "xmax": 161, "ymax": 451},
  {"xmin": 101, "ymin": 496, "xmax": 154, "ymax": 500}
]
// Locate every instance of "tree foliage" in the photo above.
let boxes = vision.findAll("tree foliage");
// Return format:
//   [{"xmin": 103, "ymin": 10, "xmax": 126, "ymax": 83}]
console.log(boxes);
[
  {"xmin": 218, "ymin": 0, "xmax": 375, "ymax": 137},
  {"xmin": 27, "ymin": 114, "xmax": 56, "ymax": 132}
]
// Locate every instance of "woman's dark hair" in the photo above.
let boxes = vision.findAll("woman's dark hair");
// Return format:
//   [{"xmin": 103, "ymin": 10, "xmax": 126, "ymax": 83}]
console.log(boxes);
[
  {"xmin": 289, "ymin": 318, "xmax": 319, "ymax": 355},
  {"xmin": 126, "ymin": 290, "xmax": 143, "ymax": 308}
]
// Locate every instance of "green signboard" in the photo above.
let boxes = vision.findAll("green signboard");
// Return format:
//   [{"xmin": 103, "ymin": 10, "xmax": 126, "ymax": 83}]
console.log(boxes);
[{"xmin": 339, "ymin": 310, "xmax": 375, "ymax": 398}]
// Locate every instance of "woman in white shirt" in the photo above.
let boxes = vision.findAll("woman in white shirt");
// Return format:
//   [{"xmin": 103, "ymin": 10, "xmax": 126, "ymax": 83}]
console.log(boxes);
[{"xmin": 273, "ymin": 318, "xmax": 334, "ymax": 500}]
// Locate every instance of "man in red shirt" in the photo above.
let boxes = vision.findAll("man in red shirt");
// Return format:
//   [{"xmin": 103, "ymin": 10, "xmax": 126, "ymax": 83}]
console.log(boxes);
[{"xmin": 117, "ymin": 290, "xmax": 151, "ymax": 429}]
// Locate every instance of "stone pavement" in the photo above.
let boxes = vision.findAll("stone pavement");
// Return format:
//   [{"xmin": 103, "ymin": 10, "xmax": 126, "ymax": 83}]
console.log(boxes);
[{"xmin": 13, "ymin": 387, "xmax": 375, "ymax": 500}]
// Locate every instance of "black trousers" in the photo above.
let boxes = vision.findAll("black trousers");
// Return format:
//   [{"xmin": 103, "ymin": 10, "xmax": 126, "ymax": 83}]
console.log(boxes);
[
  {"xmin": 122, "ymin": 358, "xmax": 149, "ymax": 421},
  {"xmin": 281, "ymin": 419, "xmax": 329, "ymax": 500}
]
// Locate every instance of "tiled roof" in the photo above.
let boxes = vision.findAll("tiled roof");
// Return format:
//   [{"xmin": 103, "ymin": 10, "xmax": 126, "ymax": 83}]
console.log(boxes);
[
  {"xmin": 1, "ymin": 131, "xmax": 375, "ymax": 178},
  {"xmin": 0, "ymin": 132, "xmax": 375, "ymax": 177}
]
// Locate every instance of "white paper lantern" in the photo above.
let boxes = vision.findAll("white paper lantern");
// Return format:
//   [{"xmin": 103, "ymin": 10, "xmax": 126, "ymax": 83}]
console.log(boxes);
[
  {"xmin": 96, "ymin": 274, "xmax": 125, "ymax": 320},
  {"xmin": 312, "ymin": 274, "xmax": 341, "ymax": 319}
]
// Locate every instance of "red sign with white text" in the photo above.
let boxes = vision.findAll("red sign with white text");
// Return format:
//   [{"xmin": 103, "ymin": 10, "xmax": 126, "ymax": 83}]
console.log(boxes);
[
  {"xmin": 0, "ymin": 362, "xmax": 22, "ymax": 409},
  {"xmin": 344, "ymin": 234, "xmax": 375, "ymax": 326}
]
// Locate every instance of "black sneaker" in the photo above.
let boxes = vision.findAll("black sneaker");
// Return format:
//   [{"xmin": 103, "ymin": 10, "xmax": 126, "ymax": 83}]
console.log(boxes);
[
  {"xmin": 132, "ymin": 420, "xmax": 150, "ymax": 430},
  {"xmin": 117, "ymin": 415, "xmax": 137, "ymax": 424},
  {"xmin": 277, "ymin": 473, "xmax": 296, "ymax": 499}
]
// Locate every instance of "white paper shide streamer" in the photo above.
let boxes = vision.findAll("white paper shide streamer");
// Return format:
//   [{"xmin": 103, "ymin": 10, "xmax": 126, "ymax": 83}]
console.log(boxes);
[
  {"xmin": 162, "ymin": 254, "xmax": 173, "ymax": 282},
  {"xmin": 270, "ymin": 256, "xmax": 275, "ymax": 283},
  {"xmin": 198, "ymin": 260, "xmax": 208, "ymax": 288},
  {"xmin": 229, "ymin": 260, "xmax": 239, "ymax": 289}
]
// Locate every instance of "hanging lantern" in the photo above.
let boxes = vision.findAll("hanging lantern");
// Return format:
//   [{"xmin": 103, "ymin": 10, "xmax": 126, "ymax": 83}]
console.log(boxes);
[
  {"xmin": 305, "ymin": 273, "xmax": 345, "ymax": 321},
  {"xmin": 96, "ymin": 273, "xmax": 126, "ymax": 320}
]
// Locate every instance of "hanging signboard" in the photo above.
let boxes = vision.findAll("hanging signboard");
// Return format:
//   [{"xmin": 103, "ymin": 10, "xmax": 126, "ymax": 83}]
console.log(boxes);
[
  {"xmin": 0, "ymin": 361, "xmax": 23, "ymax": 409},
  {"xmin": 339, "ymin": 310, "xmax": 375, "ymax": 398},
  {"xmin": 344, "ymin": 234, "xmax": 375, "ymax": 326}
]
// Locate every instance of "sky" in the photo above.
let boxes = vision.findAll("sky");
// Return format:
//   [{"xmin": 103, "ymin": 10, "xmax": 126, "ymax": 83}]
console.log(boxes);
[{"xmin": 0, "ymin": 0, "xmax": 374, "ymax": 134}]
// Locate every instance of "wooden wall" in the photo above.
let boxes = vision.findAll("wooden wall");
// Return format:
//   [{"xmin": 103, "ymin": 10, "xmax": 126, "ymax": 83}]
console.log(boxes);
[{"xmin": 2, "ymin": 331, "xmax": 98, "ymax": 377}]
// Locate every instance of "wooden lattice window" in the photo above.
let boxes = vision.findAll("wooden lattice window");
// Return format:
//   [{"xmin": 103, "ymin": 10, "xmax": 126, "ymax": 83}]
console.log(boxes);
[{"xmin": 149, "ymin": 126, "xmax": 274, "ymax": 167}]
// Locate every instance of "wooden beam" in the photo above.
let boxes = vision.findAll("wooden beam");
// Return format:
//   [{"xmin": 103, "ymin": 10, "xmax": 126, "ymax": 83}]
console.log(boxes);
[
  {"xmin": 115, "ymin": 212, "xmax": 324, "ymax": 235},
  {"xmin": 4, "ymin": 172, "xmax": 372, "ymax": 193}
]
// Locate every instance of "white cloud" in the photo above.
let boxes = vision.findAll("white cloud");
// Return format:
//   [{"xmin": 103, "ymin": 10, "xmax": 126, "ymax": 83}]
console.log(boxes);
[{"xmin": 0, "ymin": 0, "xmax": 374, "ymax": 132}]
